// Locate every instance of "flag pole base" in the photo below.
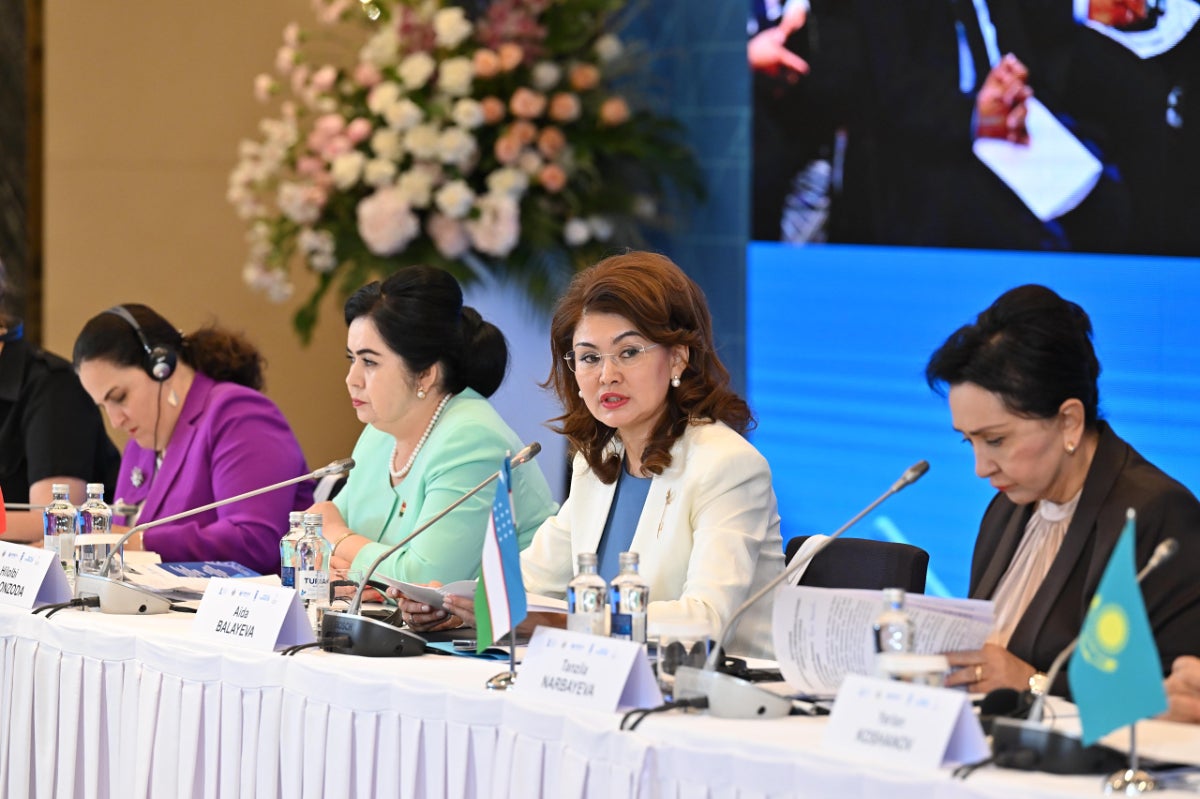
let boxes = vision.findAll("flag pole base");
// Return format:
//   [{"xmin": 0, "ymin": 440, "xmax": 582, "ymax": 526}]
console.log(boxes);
[
  {"xmin": 486, "ymin": 670, "xmax": 517, "ymax": 690},
  {"xmin": 1104, "ymin": 768, "xmax": 1156, "ymax": 795}
]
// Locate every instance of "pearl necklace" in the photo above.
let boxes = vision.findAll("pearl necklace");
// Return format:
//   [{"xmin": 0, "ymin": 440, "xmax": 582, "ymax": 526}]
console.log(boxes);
[{"xmin": 390, "ymin": 393, "xmax": 453, "ymax": 480}]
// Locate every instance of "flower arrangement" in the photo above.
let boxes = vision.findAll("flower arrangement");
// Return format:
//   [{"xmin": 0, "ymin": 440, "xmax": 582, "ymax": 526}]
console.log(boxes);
[{"xmin": 229, "ymin": 0, "xmax": 702, "ymax": 341}]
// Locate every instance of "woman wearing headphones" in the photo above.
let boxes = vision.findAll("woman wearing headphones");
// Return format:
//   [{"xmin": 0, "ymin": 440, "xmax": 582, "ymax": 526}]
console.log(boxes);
[{"xmin": 72, "ymin": 305, "xmax": 312, "ymax": 574}]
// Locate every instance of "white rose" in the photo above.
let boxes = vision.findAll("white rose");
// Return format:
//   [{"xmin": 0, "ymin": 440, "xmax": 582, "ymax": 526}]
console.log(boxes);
[
  {"xmin": 396, "ymin": 168, "xmax": 435, "ymax": 208},
  {"xmin": 515, "ymin": 150, "xmax": 543, "ymax": 176},
  {"xmin": 356, "ymin": 188, "xmax": 420, "ymax": 255},
  {"xmin": 364, "ymin": 158, "xmax": 398, "ymax": 187},
  {"xmin": 404, "ymin": 124, "xmax": 441, "ymax": 160},
  {"xmin": 360, "ymin": 28, "xmax": 400, "ymax": 68},
  {"xmin": 434, "ymin": 179, "xmax": 476, "ymax": 219},
  {"xmin": 531, "ymin": 61, "xmax": 562, "ymax": 91},
  {"xmin": 367, "ymin": 82, "xmax": 402, "ymax": 116},
  {"xmin": 370, "ymin": 128, "xmax": 404, "ymax": 161},
  {"xmin": 486, "ymin": 167, "xmax": 529, "ymax": 197},
  {"xmin": 588, "ymin": 215, "xmax": 615, "ymax": 241},
  {"xmin": 428, "ymin": 213, "xmax": 470, "ymax": 258},
  {"xmin": 330, "ymin": 150, "xmax": 367, "ymax": 190},
  {"xmin": 563, "ymin": 217, "xmax": 591, "ymax": 246},
  {"xmin": 437, "ymin": 127, "xmax": 477, "ymax": 169},
  {"xmin": 466, "ymin": 194, "xmax": 520, "ymax": 257},
  {"xmin": 384, "ymin": 99, "xmax": 424, "ymax": 131},
  {"xmin": 398, "ymin": 52, "xmax": 436, "ymax": 89},
  {"xmin": 437, "ymin": 56, "xmax": 474, "ymax": 97},
  {"xmin": 433, "ymin": 7, "xmax": 473, "ymax": 49},
  {"xmin": 451, "ymin": 98, "xmax": 485, "ymax": 130},
  {"xmin": 594, "ymin": 34, "xmax": 624, "ymax": 63},
  {"xmin": 277, "ymin": 182, "xmax": 325, "ymax": 225}
]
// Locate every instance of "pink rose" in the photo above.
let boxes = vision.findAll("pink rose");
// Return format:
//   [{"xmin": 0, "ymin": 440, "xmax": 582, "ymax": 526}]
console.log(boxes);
[
  {"xmin": 311, "ymin": 65, "xmax": 338, "ymax": 93},
  {"xmin": 296, "ymin": 156, "xmax": 326, "ymax": 177},
  {"xmin": 599, "ymin": 96, "xmax": 631, "ymax": 126},
  {"xmin": 537, "ymin": 126, "xmax": 566, "ymax": 160},
  {"xmin": 509, "ymin": 88, "xmax": 547, "ymax": 120},
  {"xmin": 473, "ymin": 49, "xmax": 501, "ymax": 79},
  {"xmin": 568, "ymin": 63, "xmax": 601, "ymax": 92},
  {"xmin": 353, "ymin": 62, "xmax": 382, "ymax": 88},
  {"xmin": 345, "ymin": 117, "xmax": 373, "ymax": 144},
  {"xmin": 493, "ymin": 134, "xmax": 522, "ymax": 165},
  {"xmin": 480, "ymin": 96, "xmax": 506, "ymax": 125},
  {"xmin": 356, "ymin": 188, "xmax": 420, "ymax": 256},
  {"xmin": 509, "ymin": 120, "xmax": 537, "ymax": 146},
  {"xmin": 548, "ymin": 92, "xmax": 581, "ymax": 123},
  {"xmin": 320, "ymin": 135, "xmax": 354, "ymax": 161},
  {"xmin": 498, "ymin": 43, "xmax": 525, "ymax": 72},
  {"xmin": 427, "ymin": 213, "xmax": 470, "ymax": 258},
  {"xmin": 538, "ymin": 163, "xmax": 567, "ymax": 193}
]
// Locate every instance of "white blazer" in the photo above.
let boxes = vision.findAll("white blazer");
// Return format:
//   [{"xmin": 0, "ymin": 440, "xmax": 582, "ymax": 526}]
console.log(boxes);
[{"xmin": 521, "ymin": 421, "xmax": 784, "ymax": 658}]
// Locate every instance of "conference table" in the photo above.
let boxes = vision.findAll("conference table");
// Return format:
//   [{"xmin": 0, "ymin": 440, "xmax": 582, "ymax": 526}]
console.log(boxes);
[{"xmin": 0, "ymin": 603, "xmax": 1192, "ymax": 799}]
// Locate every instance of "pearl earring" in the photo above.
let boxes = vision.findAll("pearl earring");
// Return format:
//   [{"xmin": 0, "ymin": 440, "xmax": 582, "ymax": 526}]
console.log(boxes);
[
  {"xmin": 671, "ymin": 375, "xmax": 681, "ymax": 388},
  {"xmin": 578, "ymin": 390, "xmax": 583, "ymax": 398},
  {"xmin": 416, "ymin": 388, "xmax": 427, "ymax": 400},
  {"xmin": 1065, "ymin": 442, "xmax": 1077, "ymax": 454}
]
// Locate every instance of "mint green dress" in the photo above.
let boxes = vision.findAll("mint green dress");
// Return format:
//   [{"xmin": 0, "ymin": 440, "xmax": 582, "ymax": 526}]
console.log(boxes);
[{"xmin": 336, "ymin": 389, "xmax": 558, "ymax": 584}]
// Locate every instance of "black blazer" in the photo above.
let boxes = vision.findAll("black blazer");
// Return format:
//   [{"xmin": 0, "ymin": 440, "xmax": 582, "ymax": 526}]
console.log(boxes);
[{"xmin": 969, "ymin": 422, "xmax": 1200, "ymax": 695}]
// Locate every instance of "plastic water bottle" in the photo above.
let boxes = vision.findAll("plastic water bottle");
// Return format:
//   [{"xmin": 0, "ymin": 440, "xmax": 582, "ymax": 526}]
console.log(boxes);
[
  {"xmin": 567, "ymin": 552, "xmax": 607, "ymax": 636},
  {"xmin": 296, "ymin": 512, "xmax": 331, "ymax": 634},
  {"xmin": 279, "ymin": 511, "xmax": 304, "ymax": 589},
  {"xmin": 873, "ymin": 587, "xmax": 915, "ymax": 653},
  {"xmin": 43, "ymin": 484, "xmax": 77, "ymax": 587},
  {"xmin": 609, "ymin": 551, "xmax": 649, "ymax": 643},
  {"xmin": 76, "ymin": 483, "xmax": 113, "ymax": 577}
]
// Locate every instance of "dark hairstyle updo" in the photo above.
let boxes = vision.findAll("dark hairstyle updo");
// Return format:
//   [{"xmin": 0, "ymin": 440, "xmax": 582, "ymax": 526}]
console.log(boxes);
[
  {"xmin": 343, "ymin": 265, "xmax": 508, "ymax": 397},
  {"xmin": 73, "ymin": 304, "xmax": 266, "ymax": 391},
  {"xmin": 925, "ymin": 284, "xmax": 1101, "ymax": 427}
]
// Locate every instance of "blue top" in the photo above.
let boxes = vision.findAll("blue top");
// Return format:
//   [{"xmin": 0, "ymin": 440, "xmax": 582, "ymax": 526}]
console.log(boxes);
[{"xmin": 596, "ymin": 466, "xmax": 652, "ymax": 583}]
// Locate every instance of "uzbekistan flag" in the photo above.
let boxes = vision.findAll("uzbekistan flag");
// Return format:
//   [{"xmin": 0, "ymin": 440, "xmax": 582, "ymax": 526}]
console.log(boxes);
[{"xmin": 474, "ymin": 456, "xmax": 527, "ymax": 652}]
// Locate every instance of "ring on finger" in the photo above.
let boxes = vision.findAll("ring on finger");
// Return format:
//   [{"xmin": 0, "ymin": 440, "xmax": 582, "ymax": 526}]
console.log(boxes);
[{"xmin": 974, "ymin": 664, "xmax": 983, "ymax": 682}]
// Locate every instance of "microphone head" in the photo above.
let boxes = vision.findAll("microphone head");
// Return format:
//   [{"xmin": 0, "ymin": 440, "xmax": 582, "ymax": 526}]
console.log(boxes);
[
  {"xmin": 511, "ymin": 442, "xmax": 541, "ymax": 467},
  {"xmin": 313, "ymin": 458, "xmax": 355, "ymax": 479},
  {"xmin": 890, "ymin": 459, "xmax": 930, "ymax": 493}
]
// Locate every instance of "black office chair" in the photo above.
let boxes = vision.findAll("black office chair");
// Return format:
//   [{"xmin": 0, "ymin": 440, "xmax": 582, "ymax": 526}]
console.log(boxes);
[{"xmin": 784, "ymin": 536, "xmax": 929, "ymax": 593}]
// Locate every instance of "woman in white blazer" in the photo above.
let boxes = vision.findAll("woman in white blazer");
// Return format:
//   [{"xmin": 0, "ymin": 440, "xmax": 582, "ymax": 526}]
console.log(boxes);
[{"xmin": 401, "ymin": 251, "xmax": 784, "ymax": 657}]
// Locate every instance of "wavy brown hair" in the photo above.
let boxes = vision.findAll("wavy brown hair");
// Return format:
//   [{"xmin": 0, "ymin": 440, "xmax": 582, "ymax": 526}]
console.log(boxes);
[{"xmin": 546, "ymin": 251, "xmax": 753, "ymax": 483}]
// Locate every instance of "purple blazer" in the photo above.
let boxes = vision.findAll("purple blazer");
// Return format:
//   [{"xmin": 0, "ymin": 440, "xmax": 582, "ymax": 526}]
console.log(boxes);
[{"xmin": 112, "ymin": 373, "xmax": 313, "ymax": 574}]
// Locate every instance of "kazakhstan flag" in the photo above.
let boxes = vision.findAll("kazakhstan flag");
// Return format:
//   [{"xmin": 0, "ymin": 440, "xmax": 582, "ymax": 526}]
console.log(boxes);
[{"xmin": 1067, "ymin": 508, "xmax": 1166, "ymax": 745}]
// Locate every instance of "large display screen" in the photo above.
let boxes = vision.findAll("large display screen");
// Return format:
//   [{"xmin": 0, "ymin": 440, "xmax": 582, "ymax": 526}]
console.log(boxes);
[{"xmin": 745, "ymin": 3, "xmax": 1200, "ymax": 596}]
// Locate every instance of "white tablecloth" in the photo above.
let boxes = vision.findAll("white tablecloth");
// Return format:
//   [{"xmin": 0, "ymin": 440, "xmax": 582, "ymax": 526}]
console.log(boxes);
[{"xmin": 0, "ymin": 605, "xmax": 1188, "ymax": 799}]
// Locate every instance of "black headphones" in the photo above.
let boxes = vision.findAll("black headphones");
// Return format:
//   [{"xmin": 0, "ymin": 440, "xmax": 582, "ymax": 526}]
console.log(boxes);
[{"xmin": 104, "ymin": 305, "xmax": 177, "ymax": 382}]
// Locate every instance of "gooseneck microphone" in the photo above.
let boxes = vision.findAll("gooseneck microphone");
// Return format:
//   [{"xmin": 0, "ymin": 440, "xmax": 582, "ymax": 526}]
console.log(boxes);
[
  {"xmin": 73, "ymin": 457, "xmax": 355, "ymax": 615},
  {"xmin": 991, "ymin": 522, "xmax": 1178, "ymax": 774},
  {"xmin": 674, "ymin": 460, "xmax": 930, "ymax": 719},
  {"xmin": 320, "ymin": 442, "xmax": 542, "ymax": 657}
]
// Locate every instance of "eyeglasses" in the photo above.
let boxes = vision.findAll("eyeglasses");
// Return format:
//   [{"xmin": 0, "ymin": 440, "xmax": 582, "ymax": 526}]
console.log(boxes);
[{"xmin": 564, "ymin": 343, "xmax": 659, "ymax": 374}]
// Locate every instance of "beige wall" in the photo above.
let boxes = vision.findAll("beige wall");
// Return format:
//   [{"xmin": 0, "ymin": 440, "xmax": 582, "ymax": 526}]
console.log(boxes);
[{"xmin": 44, "ymin": 0, "xmax": 363, "ymax": 467}]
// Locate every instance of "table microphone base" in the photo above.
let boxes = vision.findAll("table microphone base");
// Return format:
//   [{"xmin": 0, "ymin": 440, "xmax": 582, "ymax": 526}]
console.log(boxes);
[
  {"xmin": 74, "ymin": 573, "xmax": 173, "ymax": 615},
  {"xmin": 991, "ymin": 717, "xmax": 1128, "ymax": 774},
  {"xmin": 673, "ymin": 666, "xmax": 792, "ymax": 719},
  {"xmin": 320, "ymin": 611, "xmax": 427, "ymax": 657}
]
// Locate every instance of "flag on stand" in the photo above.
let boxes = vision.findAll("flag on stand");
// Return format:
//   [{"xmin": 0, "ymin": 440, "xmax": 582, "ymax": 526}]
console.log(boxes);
[
  {"xmin": 1067, "ymin": 508, "xmax": 1166, "ymax": 745},
  {"xmin": 474, "ymin": 456, "xmax": 527, "ymax": 653}
]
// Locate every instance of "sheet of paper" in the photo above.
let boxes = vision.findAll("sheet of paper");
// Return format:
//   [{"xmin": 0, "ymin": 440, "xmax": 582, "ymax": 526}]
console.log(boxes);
[
  {"xmin": 378, "ymin": 576, "xmax": 567, "ymax": 614},
  {"xmin": 972, "ymin": 98, "xmax": 1101, "ymax": 221},
  {"xmin": 124, "ymin": 562, "xmax": 278, "ymax": 601},
  {"xmin": 772, "ymin": 586, "xmax": 993, "ymax": 696}
]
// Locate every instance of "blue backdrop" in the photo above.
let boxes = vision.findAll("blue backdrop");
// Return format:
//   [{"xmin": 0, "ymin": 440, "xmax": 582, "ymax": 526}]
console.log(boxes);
[{"xmin": 746, "ymin": 243, "xmax": 1200, "ymax": 598}]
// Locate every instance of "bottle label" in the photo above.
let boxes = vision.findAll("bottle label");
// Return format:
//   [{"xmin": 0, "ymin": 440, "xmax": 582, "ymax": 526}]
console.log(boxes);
[
  {"xmin": 611, "ymin": 612, "xmax": 633, "ymax": 639},
  {"xmin": 281, "ymin": 566, "xmax": 295, "ymax": 589},
  {"xmin": 298, "ymin": 571, "xmax": 328, "ymax": 602}
]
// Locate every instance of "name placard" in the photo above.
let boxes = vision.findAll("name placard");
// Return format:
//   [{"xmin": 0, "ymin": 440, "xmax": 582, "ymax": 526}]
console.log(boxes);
[
  {"xmin": 0, "ymin": 541, "xmax": 71, "ymax": 610},
  {"xmin": 822, "ymin": 674, "xmax": 988, "ymax": 770},
  {"xmin": 192, "ymin": 578, "xmax": 313, "ymax": 651},
  {"xmin": 514, "ymin": 626, "xmax": 661, "ymax": 712}
]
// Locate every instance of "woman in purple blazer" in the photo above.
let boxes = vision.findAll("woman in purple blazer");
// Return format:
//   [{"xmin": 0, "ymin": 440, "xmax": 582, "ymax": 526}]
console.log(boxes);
[{"xmin": 73, "ymin": 304, "xmax": 313, "ymax": 574}]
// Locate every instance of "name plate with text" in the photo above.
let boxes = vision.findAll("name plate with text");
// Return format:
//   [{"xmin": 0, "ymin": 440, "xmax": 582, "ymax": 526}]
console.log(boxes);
[
  {"xmin": 0, "ymin": 541, "xmax": 71, "ymax": 609},
  {"xmin": 823, "ymin": 674, "xmax": 988, "ymax": 770},
  {"xmin": 192, "ymin": 578, "xmax": 313, "ymax": 651},
  {"xmin": 515, "ymin": 627, "xmax": 661, "ymax": 712}
]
